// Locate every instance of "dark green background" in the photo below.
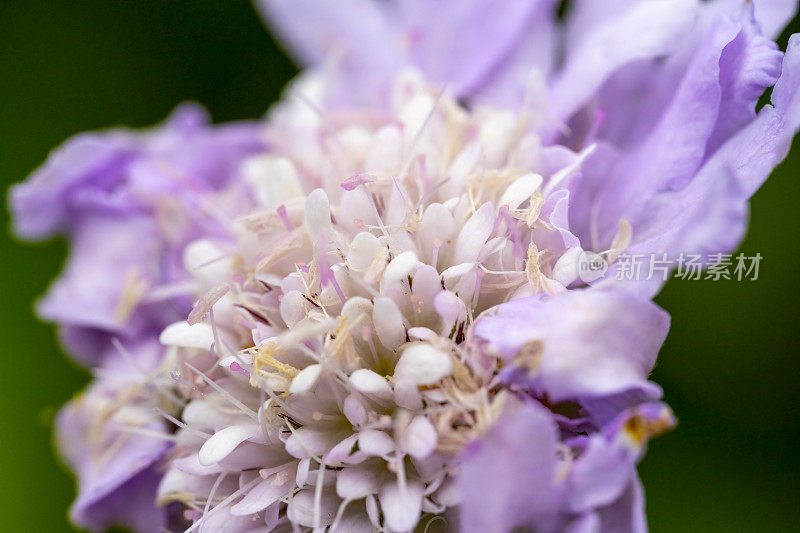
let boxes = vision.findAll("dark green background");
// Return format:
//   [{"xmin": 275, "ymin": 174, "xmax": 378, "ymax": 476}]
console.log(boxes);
[{"xmin": 1, "ymin": 2, "xmax": 797, "ymax": 531}]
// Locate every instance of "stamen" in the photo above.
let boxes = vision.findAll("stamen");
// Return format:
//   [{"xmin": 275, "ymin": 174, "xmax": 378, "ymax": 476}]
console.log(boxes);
[
  {"xmin": 200, "ymin": 473, "xmax": 227, "ymax": 529},
  {"xmin": 397, "ymin": 86, "xmax": 446, "ymax": 183},
  {"xmin": 313, "ymin": 461, "xmax": 326, "ymax": 528},
  {"xmin": 277, "ymin": 204, "xmax": 293, "ymax": 232},
  {"xmin": 156, "ymin": 407, "xmax": 211, "ymax": 439},
  {"xmin": 184, "ymin": 363, "xmax": 258, "ymax": 421},
  {"xmin": 183, "ymin": 476, "xmax": 261, "ymax": 533}
]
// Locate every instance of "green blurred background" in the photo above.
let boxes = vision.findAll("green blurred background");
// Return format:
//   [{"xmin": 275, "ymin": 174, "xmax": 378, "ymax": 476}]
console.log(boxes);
[{"xmin": 0, "ymin": 1, "xmax": 797, "ymax": 531}]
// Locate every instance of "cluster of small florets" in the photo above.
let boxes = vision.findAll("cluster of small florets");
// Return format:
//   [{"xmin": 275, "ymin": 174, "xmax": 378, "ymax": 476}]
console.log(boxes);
[
  {"xmin": 13, "ymin": 1, "xmax": 800, "ymax": 531},
  {"xmin": 123, "ymin": 71, "xmax": 627, "ymax": 531}
]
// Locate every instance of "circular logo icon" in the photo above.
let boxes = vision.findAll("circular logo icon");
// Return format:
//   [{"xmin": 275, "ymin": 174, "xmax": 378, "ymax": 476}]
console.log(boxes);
[{"xmin": 578, "ymin": 251, "xmax": 608, "ymax": 283}]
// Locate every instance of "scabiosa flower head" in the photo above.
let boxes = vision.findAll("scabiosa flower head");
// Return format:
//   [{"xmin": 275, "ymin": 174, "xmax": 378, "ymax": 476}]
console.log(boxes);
[
  {"xmin": 126, "ymin": 70, "xmax": 679, "ymax": 532},
  {"xmin": 9, "ymin": 1, "xmax": 800, "ymax": 532}
]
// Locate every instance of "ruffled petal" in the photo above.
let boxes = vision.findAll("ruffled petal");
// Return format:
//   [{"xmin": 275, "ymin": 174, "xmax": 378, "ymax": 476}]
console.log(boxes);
[
  {"xmin": 550, "ymin": 0, "xmax": 698, "ymax": 122},
  {"xmin": 475, "ymin": 288, "xmax": 669, "ymax": 402},
  {"xmin": 57, "ymin": 353, "xmax": 169, "ymax": 532},
  {"xmin": 459, "ymin": 400, "xmax": 563, "ymax": 533}
]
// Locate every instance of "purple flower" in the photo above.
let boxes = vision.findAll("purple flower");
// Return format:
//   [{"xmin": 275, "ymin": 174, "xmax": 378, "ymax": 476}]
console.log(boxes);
[{"xmin": 9, "ymin": 1, "xmax": 800, "ymax": 531}]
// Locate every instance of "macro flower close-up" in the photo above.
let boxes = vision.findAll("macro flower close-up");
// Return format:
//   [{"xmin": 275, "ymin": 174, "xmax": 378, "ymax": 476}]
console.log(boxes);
[{"xmin": 2, "ymin": 1, "xmax": 799, "ymax": 532}]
